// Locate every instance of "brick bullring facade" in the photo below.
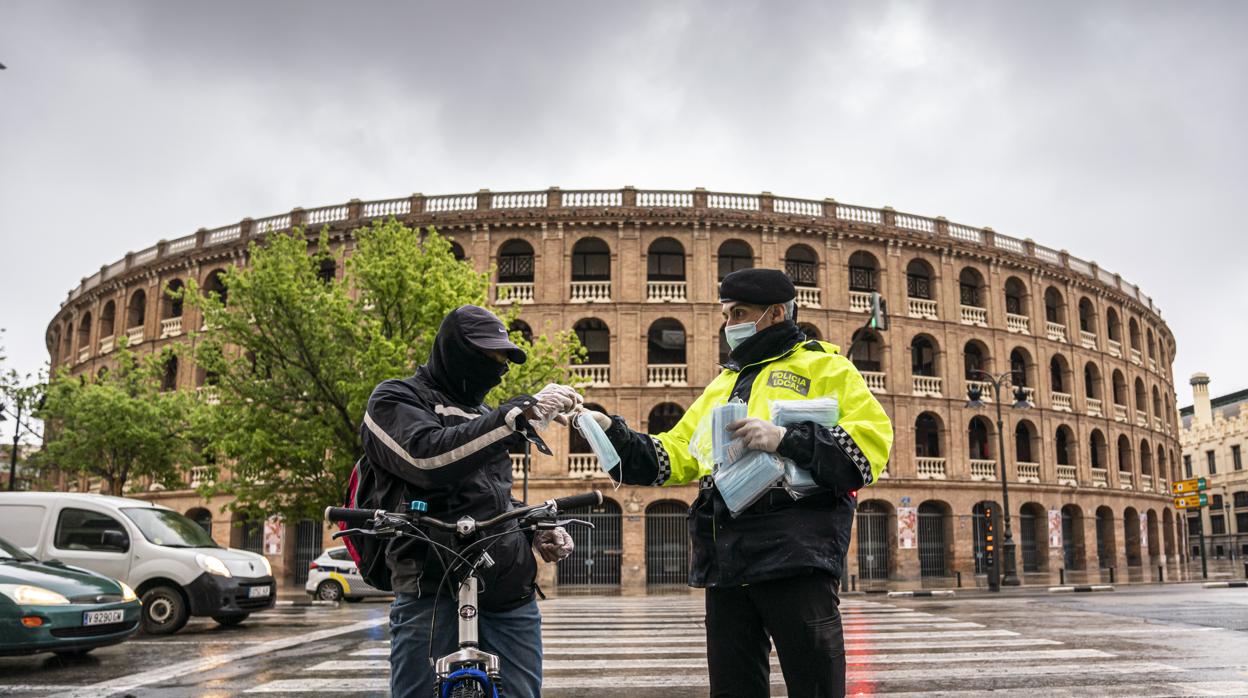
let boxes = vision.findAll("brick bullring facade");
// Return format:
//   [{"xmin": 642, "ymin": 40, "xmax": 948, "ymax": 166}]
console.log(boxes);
[{"xmin": 45, "ymin": 187, "xmax": 1189, "ymax": 592}]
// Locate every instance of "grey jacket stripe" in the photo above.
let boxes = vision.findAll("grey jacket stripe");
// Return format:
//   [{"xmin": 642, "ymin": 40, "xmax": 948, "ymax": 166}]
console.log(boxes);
[
  {"xmin": 363, "ymin": 409, "xmax": 516, "ymax": 471},
  {"xmin": 434, "ymin": 404, "xmax": 480, "ymax": 420}
]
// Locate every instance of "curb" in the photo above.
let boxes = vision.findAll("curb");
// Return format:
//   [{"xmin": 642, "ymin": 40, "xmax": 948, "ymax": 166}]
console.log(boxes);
[
  {"xmin": 1048, "ymin": 585, "xmax": 1115, "ymax": 593},
  {"xmin": 275, "ymin": 599, "xmax": 340, "ymax": 607},
  {"xmin": 1202, "ymin": 581, "xmax": 1248, "ymax": 589},
  {"xmin": 887, "ymin": 590, "xmax": 956, "ymax": 598}
]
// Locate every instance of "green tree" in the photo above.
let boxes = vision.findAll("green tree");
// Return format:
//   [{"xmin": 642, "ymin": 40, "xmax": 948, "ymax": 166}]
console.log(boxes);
[
  {"xmin": 185, "ymin": 220, "xmax": 583, "ymax": 521},
  {"xmin": 33, "ymin": 343, "xmax": 199, "ymax": 496}
]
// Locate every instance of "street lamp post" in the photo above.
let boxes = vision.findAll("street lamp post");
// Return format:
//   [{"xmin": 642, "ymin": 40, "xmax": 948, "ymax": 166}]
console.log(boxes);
[{"xmin": 966, "ymin": 369, "xmax": 1032, "ymax": 589}]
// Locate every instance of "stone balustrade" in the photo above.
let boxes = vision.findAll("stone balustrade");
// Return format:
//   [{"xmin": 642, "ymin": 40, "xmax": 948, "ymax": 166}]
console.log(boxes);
[
  {"xmin": 77, "ymin": 346, "xmax": 90, "ymax": 363},
  {"xmin": 1130, "ymin": 348, "xmax": 1143, "ymax": 365},
  {"xmin": 1135, "ymin": 412, "xmax": 1148, "ymax": 428},
  {"xmin": 1006, "ymin": 313, "xmax": 1030, "ymax": 334},
  {"xmin": 647, "ymin": 364, "xmax": 688, "ymax": 387},
  {"xmin": 848, "ymin": 291, "xmax": 871, "ymax": 313},
  {"xmin": 861, "ymin": 371, "xmax": 886, "ymax": 393},
  {"xmin": 1051, "ymin": 392, "xmax": 1072, "ymax": 412},
  {"xmin": 1141, "ymin": 474, "xmax": 1153, "ymax": 491},
  {"xmin": 1113, "ymin": 403, "xmax": 1128, "ymax": 422},
  {"xmin": 970, "ymin": 459, "xmax": 997, "ymax": 481},
  {"xmin": 911, "ymin": 375, "xmax": 942, "ymax": 397},
  {"xmin": 1086, "ymin": 397, "xmax": 1103, "ymax": 417},
  {"xmin": 568, "ymin": 454, "xmax": 598, "ymax": 477},
  {"xmin": 574, "ymin": 364, "xmax": 610, "ymax": 387},
  {"xmin": 916, "ymin": 457, "xmax": 947, "ymax": 479},
  {"xmin": 647, "ymin": 281, "xmax": 687, "ymax": 303},
  {"xmin": 960, "ymin": 305, "xmax": 988, "ymax": 327},
  {"xmin": 1091, "ymin": 467, "xmax": 1109, "ymax": 487},
  {"xmin": 99, "ymin": 335, "xmax": 114, "ymax": 354},
  {"xmin": 1080, "ymin": 330, "xmax": 1098, "ymax": 349},
  {"xmin": 907, "ymin": 298, "xmax": 938, "ymax": 320},
  {"xmin": 570, "ymin": 280, "xmax": 610, "ymax": 303},
  {"xmin": 1057, "ymin": 464, "xmax": 1078, "ymax": 485},
  {"xmin": 966, "ymin": 379, "xmax": 993, "ymax": 401},
  {"xmin": 510, "ymin": 454, "xmax": 527, "ymax": 479},
  {"xmin": 496, "ymin": 282, "xmax": 535, "ymax": 304},
  {"xmin": 125, "ymin": 326, "xmax": 144, "ymax": 346},
  {"xmin": 1119, "ymin": 471, "xmax": 1134, "ymax": 489},
  {"xmin": 1108, "ymin": 339, "xmax": 1122, "ymax": 358},
  {"xmin": 1017, "ymin": 462, "xmax": 1040, "ymax": 483},
  {"xmin": 1020, "ymin": 386, "xmax": 1036, "ymax": 404},
  {"xmin": 160, "ymin": 317, "xmax": 183, "ymax": 338},
  {"xmin": 1045, "ymin": 321, "xmax": 1067, "ymax": 342},
  {"xmin": 795, "ymin": 286, "xmax": 821, "ymax": 308}
]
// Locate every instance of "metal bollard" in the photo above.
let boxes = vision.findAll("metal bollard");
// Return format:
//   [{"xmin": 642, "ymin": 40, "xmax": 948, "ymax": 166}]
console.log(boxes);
[
  {"xmin": 956, "ymin": 571, "xmax": 962, "ymax": 588},
  {"xmin": 1109, "ymin": 567, "xmax": 1116, "ymax": 584},
  {"xmin": 1158, "ymin": 565, "xmax": 1164, "ymax": 583},
  {"xmin": 1059, "ymin": 568, "xmax": 1065, "ymax": 585},
  {"xmin": 851, "ymin": 574, "xmax": 857, "ymax": 592}
]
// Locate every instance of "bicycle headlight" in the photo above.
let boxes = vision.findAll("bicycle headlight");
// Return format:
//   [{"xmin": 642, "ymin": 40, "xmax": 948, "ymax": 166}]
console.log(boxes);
[
  {"xmin": 0, "ymin": 583, "xmax": 71, "ymax": 606},
  {"xmin": 196, "ymin": 553, "xmax": 233, "ymax": 578}
]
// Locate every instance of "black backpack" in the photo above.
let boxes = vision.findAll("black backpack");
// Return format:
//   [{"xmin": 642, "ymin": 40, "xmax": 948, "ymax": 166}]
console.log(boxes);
[{"xmin": 339, "ymin": 457, "xmax": 393, "ymax": 592}]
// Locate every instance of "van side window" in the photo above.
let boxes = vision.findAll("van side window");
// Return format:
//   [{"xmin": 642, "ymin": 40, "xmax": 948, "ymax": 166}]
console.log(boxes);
[
  {"xmin": 3, "ymin": 505, "xmax": 47, "ymax": 547},
  {"xmin": 54, "ymin": 508, "xmax": 130, "ymax": 553}
]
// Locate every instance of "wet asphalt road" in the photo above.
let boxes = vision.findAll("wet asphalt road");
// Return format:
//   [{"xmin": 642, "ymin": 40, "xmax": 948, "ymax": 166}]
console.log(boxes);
[{"xmin": 2, "ymin": 583, "xmax": 1246, "ymax": 697}]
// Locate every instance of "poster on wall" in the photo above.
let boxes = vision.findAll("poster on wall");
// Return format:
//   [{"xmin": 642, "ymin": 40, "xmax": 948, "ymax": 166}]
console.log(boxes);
[
  {"xmin": 264, "ymin": 517, "xmax": 284, "ymax": 556},
  {"xmin": 897, "ymin": 507, "xmax": 916, "ymax": 549},
  {"xmin": 1048, "ymin": 509, "xmax": 1062, "ymax": 548}
]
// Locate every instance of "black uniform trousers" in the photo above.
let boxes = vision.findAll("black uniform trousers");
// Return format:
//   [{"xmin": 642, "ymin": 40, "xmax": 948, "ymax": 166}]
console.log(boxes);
[{"xmin": 705, "ymin": 571, "xmax": 845, "ymax": 698}]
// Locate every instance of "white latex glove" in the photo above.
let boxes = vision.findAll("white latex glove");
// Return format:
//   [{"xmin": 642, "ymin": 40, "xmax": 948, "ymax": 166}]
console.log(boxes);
[
  {"xmin": 533, "ymin": 526, "xmax": 575, "ymax": 563},
  {"xmin": 527, "ymin": 384, "xmax": 579, "ymax": 426},
  {"xmin": 727, "ymin": 418, "xmax": 787, "ymax": 453}
]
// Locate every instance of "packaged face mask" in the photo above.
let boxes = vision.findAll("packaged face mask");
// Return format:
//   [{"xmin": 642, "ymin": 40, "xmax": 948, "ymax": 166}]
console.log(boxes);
[
  {"xmin": 712, "ymin": 400, "xmax": 749, "ymax": 467},
  {"xmin": 575, "ymin": 412, "xmax": 621, "ymax": 485},
  {"xmin": 714, "ymin": 449, "xmax": 784, "ymax": 516},
  {"xmin": 770, "ymin": 398, "xmax": 840, "ymax": 499}
]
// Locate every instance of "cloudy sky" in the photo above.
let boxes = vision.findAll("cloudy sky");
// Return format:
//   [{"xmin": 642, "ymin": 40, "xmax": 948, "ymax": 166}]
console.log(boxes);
[{"xmin": 2, "ymin": 0, "xmax": 1245, "ymax": 411}]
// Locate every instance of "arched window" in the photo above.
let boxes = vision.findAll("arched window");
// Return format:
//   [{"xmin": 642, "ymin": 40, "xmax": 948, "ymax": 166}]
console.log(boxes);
[
  {"xmin": 856, "ymin": 500, "xmax": 892, "ymax": 580},
  {"xmin": 1014, "ymin": 420, "xmax": 1036, "ymax": 463},
  {"xmin": 1044, "ymin": 287, "xmax": 1065, "ymax": 325},
  {"xmin": 647, "ymin": 403, "xmax": 684, "ymax": 435},
  {"xmin": 717, "ymin": 239, "xmax": 753, "ymax": 281},
  {"xmin": 915, "ymin": 412, "xmax": 941, "ymax": 457},
  {"xmin": 498, "ymin": 239, "xmax": 535, "ymax": 283},
  {"xmin": 1140, "ymin": 440, "xmax": 1153, "ymax": 476},
  {"xmin": 1117, "ymin": 434, "xmax": 1133, "ymax": 473},
  {"xmin": 784, "ymin": 245, "xmax": 818, "ymax": 287},
  {"xmin": 1106, "ymin": 307, "xmax": 1121, "ymax": 342},
  {"xmin": 127, "ymin": 289, "xmax": 147, "ymax": 330},
  {"xmin": 968, "ymin": 417, "xmax": 993, "ymax": 460},
  {"xmin": 850, "ymin": 329, "xmax": 883, "ymax": 372},
  {"xmin": 100, "ymin": 301, "xmax": 116, "ymax": 339},
  {"xmin": 1146, "ymin": 328, "xmax": 1156, "ymax": 362},
  {"xmin": 797, "ymin": 322, "xmax": 821, "ymax": 341},
  {"xmin": 1055, "ymin": 425, "xmax": 1074, "ymax": 465},
  {"xmin": 509, "ymin": 319, "xmax": 533, "ymax": 346},
  {"xmin": 1050, "ymin": 355, "xmax": 1069, "ymax": 394},
  {"xmin": 162, "ymin": 354, "xmax": 178, "ymax": 392},
  {"xmin": 906, "ymin": 259, "xmax": 934, "ymax": 300},
  {"xmin": 1004, "ymin": 277, "xmax": 1028, "ymax": 316},
  {"xmin": 204, "ymin": 269, "xmax": 229, "ymax": 305},
  {"xmin": 574, "ymin": 318, "xmax": 610, "ymax": 365},
  {"xmin": 163, "ymin": 279, "xmax": 185, "ymax": 318},
  {"xmin": 1010, "ymin": 348, "xmax": 1031, "ymax": 388},
  {"xmin": 1078, "ymin": 297, "xmax": 1096, "ymax": 334},
  {"xmin": 1128, "ymin": 317, "xmax": 1142, "ymax": 352},
  {"xmin": 1090, "ymin": 429, "xmax": 1107, "ymax": 469},
  {"xmin": 918, "ymin": 501, "xmax": 952, "ymax": 578},
  {"xmin": 76, "ymin": 313, "xmax": 93, "ymax": 354},
  {"xmin": 1112, "ymin": 370, "xmax": 1127, "ymax": 406},
  {"xmin": 964, "ymin": 341, "xmax": 989, "ymax": 379},
  {"xmin": 911, "ymin": 335, "xmax": 938, "ymax": 377},
  {"xmin": 449, "ymin": 241, "xmax": 466, "ymax": 261},
  {"xmin": 1096, "ymin": 506, "xmax": 1116, "ymax": 568},
  {"xmin": 1152, "ymin": 387, "xmax": 1163, "ymax": 423},
  {"xmin": 959, "ymin": 268, "xmax": 985, "ymax": 308},
  {"xmin": 1061, "ymin": 504, "xmax": 1085, "ymax": 570},
  {"xmin": 185, "ymin": 508, "xmax": 212, "ymax": 534},
  {"xmin": 571, "ymin": 237, "xmax": 610, "ymax": 281},
  {"xmin": 646, "ymin": 319, "xmax": 686, "ymax": 365},
  {"xmin": 316, "ymin": 258, "xmax": 336, "ymax": 284},
  {"xmin": 1134, "ymin": 377, "xmax": 1147, "ymax": 415},
  {"xmin": 647, "ymin": 238, "xmax": 685, "ymax": 281},
  {"xmin": 1084, "ymin": 362, "xmax": 1102, "ymax": 400},
  {"xmin": 847, "ymin": 251, "xmax": 879, "ymax": 293}
]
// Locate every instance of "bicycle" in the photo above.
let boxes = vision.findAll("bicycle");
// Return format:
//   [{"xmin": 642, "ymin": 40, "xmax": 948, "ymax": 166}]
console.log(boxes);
[{"xmin": 325, "ymin": 490, "xmax": 602, "ymax": 698}]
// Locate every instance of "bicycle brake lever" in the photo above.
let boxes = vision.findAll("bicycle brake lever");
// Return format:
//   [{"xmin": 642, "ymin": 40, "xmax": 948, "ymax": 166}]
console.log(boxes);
[{"xmin": 556, "ymin": 517, "xmax": 594, "ymax": 529}]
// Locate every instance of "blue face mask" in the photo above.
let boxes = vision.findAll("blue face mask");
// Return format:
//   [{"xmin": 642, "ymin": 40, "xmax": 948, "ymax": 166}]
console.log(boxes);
[{"xmin": 724, "ymin": 306, "xmax": 774, "ymax": 351}]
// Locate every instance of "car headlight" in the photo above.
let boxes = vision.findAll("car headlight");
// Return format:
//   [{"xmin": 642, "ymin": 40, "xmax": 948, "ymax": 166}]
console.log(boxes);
[
  {"xmin": 118, "ymin": 581, "xmax": 137, "ymax": 602},
  {"xmin": 196, "ymin": 553, "xmax": 233, "ymax": 578},
  {"xmin": 258, "ymin": 555, "xmax": 272, "ymax": 577},
  {"xmin": 0, "ymin": 583, "xmax": 71, "ymax": 606}
]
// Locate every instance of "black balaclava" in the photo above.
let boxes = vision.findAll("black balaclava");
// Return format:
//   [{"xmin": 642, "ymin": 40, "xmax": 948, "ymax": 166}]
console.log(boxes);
[{"xmin": 425, "ymin": 310, "xmax": 510, "ymax": 405}]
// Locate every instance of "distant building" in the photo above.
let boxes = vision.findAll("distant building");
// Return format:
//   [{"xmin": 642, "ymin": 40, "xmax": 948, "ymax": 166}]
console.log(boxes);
[{"xmin": 1180, "ymin": 374, "xmax": 1248, "ymax": 567}]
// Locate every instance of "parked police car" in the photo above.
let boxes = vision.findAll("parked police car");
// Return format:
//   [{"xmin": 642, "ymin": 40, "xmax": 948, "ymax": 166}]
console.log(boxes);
[{"xmin": 304, "ymin": 546, "xmax": 390, "ymax": 602}]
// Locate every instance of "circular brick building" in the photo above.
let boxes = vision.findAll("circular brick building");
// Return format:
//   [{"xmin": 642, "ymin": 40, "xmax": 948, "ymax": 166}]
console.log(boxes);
[{"xmin": 46, "ymin": 187, "xmax": 1187, "ymax": 591}]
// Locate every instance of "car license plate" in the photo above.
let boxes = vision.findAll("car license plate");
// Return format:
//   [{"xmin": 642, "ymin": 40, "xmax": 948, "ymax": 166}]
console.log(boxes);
[
  {"xmin": 83, "ymin": 609, "xmax": 124, "ymax": 626},
  {"xmin": 248, "ymin": 585, "xmax": 271, "ymax": 598}
]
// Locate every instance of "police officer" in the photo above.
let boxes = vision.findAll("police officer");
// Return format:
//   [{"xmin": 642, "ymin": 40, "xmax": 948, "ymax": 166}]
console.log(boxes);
[
  {"xmin": 361, "ymin": 305, "xmax": 581, "ymax": 698},
  {"xmin": 580, "ymin": 269, "xmax": 893, "ymax": 697}
]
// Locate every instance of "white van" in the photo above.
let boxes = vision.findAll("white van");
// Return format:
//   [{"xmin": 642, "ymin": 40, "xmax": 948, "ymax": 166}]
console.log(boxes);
[{"xmin": 0, "ymin": 492, "xmax": 275, "ymax": 635}]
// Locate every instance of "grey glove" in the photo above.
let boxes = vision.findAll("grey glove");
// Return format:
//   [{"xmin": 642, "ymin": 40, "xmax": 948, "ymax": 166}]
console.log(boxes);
[
  {"xmin": 727, "ymin": 417, "xmax": 787, "ymax": 453},
  {"xmin": 533, "ymin": 526, "xmax": 575, "ymax": 563}
]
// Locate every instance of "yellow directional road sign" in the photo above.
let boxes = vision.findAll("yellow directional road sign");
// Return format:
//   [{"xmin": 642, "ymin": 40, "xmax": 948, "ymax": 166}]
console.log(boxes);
[
  {"xmin": 1172, "ymin": 478, "xmax": 1208, "ymax": 495},
  {"xmin": 1173, "ymin": 493, "xmax": 1208, "ymax": 509}
]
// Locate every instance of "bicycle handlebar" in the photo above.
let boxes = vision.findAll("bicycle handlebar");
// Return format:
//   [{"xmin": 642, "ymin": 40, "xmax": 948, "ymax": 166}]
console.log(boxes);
[
  {"xmin": 324, "ymin": 491, "xmax": 603, "ymax": 534},
  {"xmin": 324, "ymin": 506, "xmax": 383, "ymax": 525}
]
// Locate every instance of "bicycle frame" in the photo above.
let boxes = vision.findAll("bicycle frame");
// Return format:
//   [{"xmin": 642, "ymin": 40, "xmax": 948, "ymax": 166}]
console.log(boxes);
[{"xmin": 434, "ymin": 575, "xmax": 501, "ymax": 688}]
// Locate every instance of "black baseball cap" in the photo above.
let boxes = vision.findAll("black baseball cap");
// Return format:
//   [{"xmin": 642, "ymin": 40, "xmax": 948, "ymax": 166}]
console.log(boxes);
[{"xmin": 453, "ymin": 305, "xmax": 527, "ymax": 364}]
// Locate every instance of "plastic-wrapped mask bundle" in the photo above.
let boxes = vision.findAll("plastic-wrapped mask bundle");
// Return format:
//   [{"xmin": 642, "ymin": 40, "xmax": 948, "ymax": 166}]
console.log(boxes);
[
  {"xmin": 575, "ymin": 412, "xmax": 621, "ymax": 478},
  {"xmin": 714, "ymin": 449, "xmax": 785, "ymax": 516},
  {"xmin": 770, "ymin": 398, "xmax": 839, "ymax": 498},
  {"xmin": 712, "ymin": 400, "xmax": 749, "ymax": 467}
]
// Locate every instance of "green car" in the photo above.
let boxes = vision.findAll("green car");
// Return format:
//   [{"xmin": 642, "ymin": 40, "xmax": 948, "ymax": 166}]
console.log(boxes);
[{"xmin": 0, "ymin": 535, "xmax": 141, "ymax": 657}]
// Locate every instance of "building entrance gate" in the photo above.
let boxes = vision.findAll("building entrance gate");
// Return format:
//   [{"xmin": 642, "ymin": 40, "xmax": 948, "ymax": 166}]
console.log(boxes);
[
  {"xmin": 645, "ymin": 501, "xmax": 688, "ymax": 586},
  {"xmin": 918, "ymin": 506, "xmax": 947, "ymax": 578},
  {"xmin": 557, "ymin": 501, "xmax": 622, "ymax": 588},
  {"xmin": 856, "ymin": 504, "xmax": 890, "ymax": 580}
]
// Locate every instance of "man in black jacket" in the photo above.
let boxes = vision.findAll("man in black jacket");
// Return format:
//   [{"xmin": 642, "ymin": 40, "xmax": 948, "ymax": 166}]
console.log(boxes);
[{"xmin": 360, "ymin": 305, "xmax": 579, "ymax": 698}]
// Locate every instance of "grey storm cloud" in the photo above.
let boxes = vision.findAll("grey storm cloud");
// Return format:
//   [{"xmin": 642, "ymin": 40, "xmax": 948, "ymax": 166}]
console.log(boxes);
[{"xmin": 1, "ymin": 0, "xmax": 1246, "ymax": 404}]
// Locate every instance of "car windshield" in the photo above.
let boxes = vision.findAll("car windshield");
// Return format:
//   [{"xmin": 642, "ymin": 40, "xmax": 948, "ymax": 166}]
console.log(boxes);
[
  {"xmin": 0, "ymin": 536, "xmax": 37, "ymax": 563},
  {"xmin": 121, "ymin": 508, "xmax": 219, "ymax": 548}
]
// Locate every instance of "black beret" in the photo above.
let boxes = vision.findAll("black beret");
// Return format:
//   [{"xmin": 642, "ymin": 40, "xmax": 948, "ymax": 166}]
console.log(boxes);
[{"xmin": 718, "ymin": 268, "xmax": 796, "ymax": 305}]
